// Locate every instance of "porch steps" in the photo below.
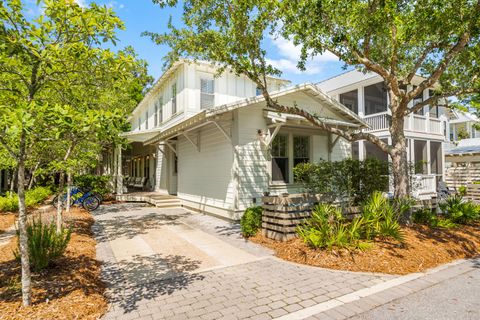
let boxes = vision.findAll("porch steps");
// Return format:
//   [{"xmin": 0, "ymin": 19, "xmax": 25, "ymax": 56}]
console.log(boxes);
[
  {"xmin": 116, "ymin": 193, "xmax": 182, "ymax": 209},
  {"xmin": 150, "ymin": 197, "xmax": 182, "ymax": 209}
]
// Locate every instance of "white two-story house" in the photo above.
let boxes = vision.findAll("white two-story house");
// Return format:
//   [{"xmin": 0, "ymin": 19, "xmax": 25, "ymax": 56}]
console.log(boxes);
[
  {"xmin": 113, "ymin": 60, "xmax": 367, "ymax": 219},
  {"xmin": 318, "ymin": 70, "xmax": 449, "ymax": 197}
]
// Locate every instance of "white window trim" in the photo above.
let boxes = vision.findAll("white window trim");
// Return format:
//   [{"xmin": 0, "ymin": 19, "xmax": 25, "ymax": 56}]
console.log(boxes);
[{"xmin": 270, "ymin": 132, "xmax": 311, "ymax": 185}]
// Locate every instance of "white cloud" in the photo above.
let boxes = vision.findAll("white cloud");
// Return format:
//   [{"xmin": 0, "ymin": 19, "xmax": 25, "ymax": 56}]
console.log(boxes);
[
  {"xmin": 74, "ymin": 0, "xmax": 87, "ymax": 7},
  {"xmin": 267, "ymin": 35, "xmax": 337, "ymax": 75}
]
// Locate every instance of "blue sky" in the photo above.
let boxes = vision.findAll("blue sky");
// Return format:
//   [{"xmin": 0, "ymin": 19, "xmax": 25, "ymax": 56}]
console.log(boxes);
[{"xmin": 65, "ymin": 1, "xmax": 347, "ymax": 84}]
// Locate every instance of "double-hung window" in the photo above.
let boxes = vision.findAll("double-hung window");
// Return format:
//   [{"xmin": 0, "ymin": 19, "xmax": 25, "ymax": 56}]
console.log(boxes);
[
  {"xmin": 293, "ymin": 136, "xmax": 310, "ymax": 167},
  {"xmin": 171, "ymin": 83, "xmax": 177, "ymax": 114},
  {"xmin": 271, "ymin": 134, "xmax": 311, "ymax": 183},
  {"xmin": 200, "ymin": 79, "xmax": 215, "ymax": 109},
  {"xmin": 271, "ymin": 134, "xmax": 289, "ymax": 183},
  {"xmin": 154, "ymin": 103, "xmax": 158, "ymax": 127},
  {"xmin": 145, "ymin": 111, "xmax": 149, "ymax": 130},
  {"xmin": 138, "ymin": 118, "xmax": 141, "ymax": 131}
]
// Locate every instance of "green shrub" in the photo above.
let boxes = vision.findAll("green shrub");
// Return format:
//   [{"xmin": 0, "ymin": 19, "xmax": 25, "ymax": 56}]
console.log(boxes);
[
  {"xmin": 458, "ymin": 185, "xmax": 467, "ymax": 196},
  {"xmin": 25, "ymin": 186, "xmax": 52, "ymax": 207},
  {"xmin": 74, "ymin": 174, "xmax": 112, "ymax": 197},
  {"xmin": 298, "ymin": 192, "xmax": 405, "ymax": 251},
  {"xmin": 439, "ymin": 194, "xmax": 480, "ymax": 224},
  {"xmin": 240, "ymin": 206, "xmax": 263, "ymax": 237},
  {"xmin": 297, "ymin": 204, "xmax": 372, "ymax": 250},
  {"xmin": 361, "ymin": 192, "xmax": 404, "ymax": 242},
  {"xmin": 0, "ymin": 187, "xmax": 52, "ymax": 213},
  {"xmin": 15, "ymin": 218, "xmax": 71, "ymax": 271},
  {"xmin": 293, "ymin": 158, "xmax": 389, "ymax": 205},
  {"xmin": 412, "ymin": 207, "xmax": 435, "ymax": 225},
  {"xmin": 0, "ymin": 192, "xmax": 19, "ymax": 212}
]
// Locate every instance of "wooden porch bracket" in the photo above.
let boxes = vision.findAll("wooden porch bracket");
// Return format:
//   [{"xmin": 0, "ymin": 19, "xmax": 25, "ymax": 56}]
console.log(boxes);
[
  {"xmin": 164, "ymin": 141, "xmax": 177, "ymax": 155},
  {"xmin": 212, "ymin": 121, "xmax": 232, "ymax": 143},
  {"xmin": 262, "ymin": 124, "xmax": 283, "ymax": 147},
  {"xmin": 182, "ymin": 132, "xmax": 200, "ymax": 152}
]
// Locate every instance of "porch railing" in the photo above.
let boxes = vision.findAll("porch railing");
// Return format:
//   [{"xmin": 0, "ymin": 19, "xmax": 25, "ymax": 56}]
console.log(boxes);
[
  {"xmin": 363, "ymin": 112, "xmax": 444, "ymax": 136},
  {"xmin": 413, "ymin": 174, "xmax": 437, "ymax": 195},
  {"xmin": 363, "ymin": 112, "xmax": 388, "ymax": 131}
]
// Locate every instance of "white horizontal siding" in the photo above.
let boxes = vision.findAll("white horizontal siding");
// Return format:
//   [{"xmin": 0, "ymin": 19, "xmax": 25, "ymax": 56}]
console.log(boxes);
[
  {"xmin": 177, "ymin": 122, "xmax": 235, "ymax": 212},
  {"xmin": 235, "ymin": 105, "xmax": 270, "ymax": 210}
]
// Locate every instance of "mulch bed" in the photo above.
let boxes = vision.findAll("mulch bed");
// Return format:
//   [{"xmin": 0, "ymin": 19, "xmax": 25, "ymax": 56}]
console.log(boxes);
[
  {"xmin": 0, "ymin": 214, "xmax": 16, "ymax": 234},
  {"xmin": 0, "ymin": 207, "xmax": 107, "ymax": 320},
  {"xmin": 250, "ymin": 224, "xmax": 480, "ymax": 275}
]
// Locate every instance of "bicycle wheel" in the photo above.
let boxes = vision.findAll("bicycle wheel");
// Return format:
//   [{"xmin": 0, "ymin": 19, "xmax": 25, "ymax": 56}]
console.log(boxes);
[
  {"xmin": 52, "ymin": 194, "xmax": 74, "ymax": 208},
  {"xmin": 82, "ymin": 195, "xmax": 100, "ymax": 211}
]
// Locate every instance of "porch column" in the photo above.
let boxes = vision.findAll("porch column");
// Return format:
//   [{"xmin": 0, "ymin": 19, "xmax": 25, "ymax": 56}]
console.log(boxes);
[
  {"xmin": 154, "ymin": 144, "xmax": 165, "ymax": 192},
  {"xmin": 358, "ymin": 141, "xmax": 365, "ymax": 161},
  {"xmin": 426, "ymin": 140, "xmax": 431, "ymax": 175},
  {"xmin": 116, "ymin": 145, "xmax": 123, "ymax": 195}
]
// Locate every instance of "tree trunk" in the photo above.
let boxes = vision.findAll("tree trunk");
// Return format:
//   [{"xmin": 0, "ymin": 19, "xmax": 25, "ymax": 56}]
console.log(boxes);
[
  {"xmin": 390, "ymin": 112, "xmax": 410, "ymax": 199},
  {"xmin": 17, "ymin": 133, "xmax": 31, "ymax": 306},
  {"xmin": 9, "ymin": 168, "xmax": 17, "ymax": 196},
  {"xmin": 27, "ymin": 161, "xmax": 40, "ymax": 190},
  {"xmin": 66, "ymin": 172, "xmax": 72, "ymax": 214},
  {"xmin": 56, "ymin": 172, "xmax": 65, "ymax": 234}
]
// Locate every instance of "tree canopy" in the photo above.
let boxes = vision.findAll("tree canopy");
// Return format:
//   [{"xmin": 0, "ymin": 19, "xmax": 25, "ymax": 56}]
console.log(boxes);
[
  {"xmin": 148, "ymin": 0, "xmax": 480, "ymax": 198},
  {"xmin": 0, "ymin": 0, "xmax": 152, "ymax": 305}
]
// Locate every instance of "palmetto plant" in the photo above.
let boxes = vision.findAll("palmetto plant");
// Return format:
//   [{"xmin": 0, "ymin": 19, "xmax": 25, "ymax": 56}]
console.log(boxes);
[{"xmin": 361, "ymin": 192, "xmax": 405, "ymax": 242}]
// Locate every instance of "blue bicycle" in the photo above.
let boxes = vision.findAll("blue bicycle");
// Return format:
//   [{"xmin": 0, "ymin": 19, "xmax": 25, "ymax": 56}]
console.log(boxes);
[{"xmin": 52, "ymin": 186, "xmax": 101, "ymax": 211}]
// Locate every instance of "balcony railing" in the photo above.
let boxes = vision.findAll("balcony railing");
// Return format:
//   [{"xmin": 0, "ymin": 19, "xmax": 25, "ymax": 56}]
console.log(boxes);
[
  {"xmin": 363, "ymin": 112, "xmax": 444, "ymax": 135},
  {"xmin": 363, "ymin": 112, "xmax": 388, "ymax": 131}
]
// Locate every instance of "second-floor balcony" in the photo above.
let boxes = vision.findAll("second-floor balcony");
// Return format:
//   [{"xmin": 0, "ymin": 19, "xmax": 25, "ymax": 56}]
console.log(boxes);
[{"xmin": 363, "ymin": 112, "xmax": 444, "ymax": 136}]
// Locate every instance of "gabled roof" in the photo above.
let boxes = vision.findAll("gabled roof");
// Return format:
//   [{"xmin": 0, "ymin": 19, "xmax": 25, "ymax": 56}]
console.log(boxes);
[
  {"xmin": 143, "ymin": 83, "xmax": 368, "ymax": 145},
  {"xmin": 129, "ymin": 59, "xmax": 291, "ymax": 118},
  {"xmin": 449, "ymin": 110, "xmax": 479, "ymax": 124}
]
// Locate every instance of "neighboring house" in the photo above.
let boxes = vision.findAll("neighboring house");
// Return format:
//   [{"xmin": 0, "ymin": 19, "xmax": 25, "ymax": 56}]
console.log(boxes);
[
  {"xmin": 444, "ymin": 111, "xmax": 480, "ymax": 187},
  {"xmin": 317, "ymin": 70, "xmax": 449, "ymax": 198},
  {"xmin": 116, "ymin": 60, "xmax": 366, "ymax": 219},
  {"xmin": 448, "ymin": 110, "xmax": 479, "ymax": 142}
]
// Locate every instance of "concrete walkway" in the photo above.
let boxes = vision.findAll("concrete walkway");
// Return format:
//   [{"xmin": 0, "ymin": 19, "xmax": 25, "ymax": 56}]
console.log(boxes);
[{"xmin": 93, "ymin": 203, "xmax": 479, "ymax": 320}]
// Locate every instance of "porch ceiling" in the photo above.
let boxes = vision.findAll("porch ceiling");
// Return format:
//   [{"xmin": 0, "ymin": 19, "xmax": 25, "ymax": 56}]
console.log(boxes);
[{"xmin": 121, "ymin": 129, "xmax": 162, "ymax": 143}]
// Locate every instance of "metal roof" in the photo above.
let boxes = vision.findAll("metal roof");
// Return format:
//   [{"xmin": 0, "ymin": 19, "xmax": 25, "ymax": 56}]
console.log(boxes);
[{"xmin": 446, "ymin": 144, "xmax": 480, "ymax": 156}]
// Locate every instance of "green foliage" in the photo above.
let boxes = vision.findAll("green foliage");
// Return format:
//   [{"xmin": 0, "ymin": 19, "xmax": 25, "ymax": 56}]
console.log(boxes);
[
  {"xmin": 25, "ymin": 187, "xmax": 52, "ymax": 208},
  {"xmin": 439, "ymin": 194, "xmax": 480, "ymax": 225},
  {"xmin": 297, "ymin": 204, "xmax": 354, "ymax": 250},
  {"xmin": 458, "ymin": 185, "xmax": 467, "ymax": 196},
  {"xmin": 240, "ymin": 206, "xmax": 263, "ymax": 237},
  {"xmin": 293, "ymin": 158, "xmax": 389, "ymax": 205},
  {"xmin": 0, "ymin": 187, "xmax": 52, "ymax": 212},
  {"xmin": 0, "ymin": 193, "xmax": 18, "ymax": 212},
  {"xmin": 361, "ymin": 192, "xmax": 404, "ymax": 242},
  {"xmin": 412, "ymin": 207, "xmax": 436, "ymax": 225},
  {"xmin": 15, "ymin": 219, "xmax": 71, "ymax": 271},
  {"xmin": 298, "ymin": 192, "xmax": 405, "ymax": 251},
  {"xmin": 74, "ymin": 174, "xmax": 112, "ymax": 197}
]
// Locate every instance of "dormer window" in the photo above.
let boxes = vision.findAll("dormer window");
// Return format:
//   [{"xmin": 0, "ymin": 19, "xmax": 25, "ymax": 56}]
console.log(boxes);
[
  {"xmin": 171, "ymin": 83, "xmax": 177, "ymax": 114},
  {"xmin": 200, "ymin": 78, "xmax": 215, "ymax": 109}
]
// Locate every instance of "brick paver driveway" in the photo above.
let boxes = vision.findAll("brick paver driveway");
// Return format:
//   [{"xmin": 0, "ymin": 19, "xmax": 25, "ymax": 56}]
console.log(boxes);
[{"xmin": 93, "ymin": 203, "xmax": 396, "ymax": 320}]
